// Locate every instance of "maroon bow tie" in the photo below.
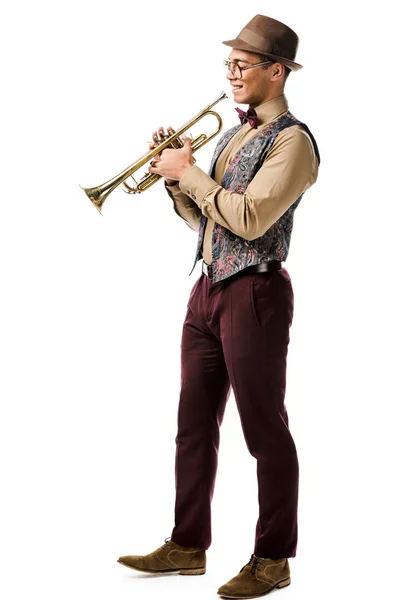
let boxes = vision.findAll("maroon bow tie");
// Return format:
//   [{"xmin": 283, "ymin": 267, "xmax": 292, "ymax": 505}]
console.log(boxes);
[{"xmin": 235, "ymin": 106, "xmax": 258, "ymax": 128}]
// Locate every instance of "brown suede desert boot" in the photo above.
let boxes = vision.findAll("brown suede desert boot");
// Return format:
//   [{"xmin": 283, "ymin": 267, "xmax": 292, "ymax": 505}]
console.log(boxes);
[
  {"xmin": 217, "ymin": 554, "xmax": 290, "ymax": 598},
  {"xmin": 117, "ymin": 537, "xmax": 206, "ymax": 575}
]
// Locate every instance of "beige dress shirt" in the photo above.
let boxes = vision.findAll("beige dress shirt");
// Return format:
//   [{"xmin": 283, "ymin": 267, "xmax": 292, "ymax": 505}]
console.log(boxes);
[{"xmin": 165, "ymin": 93, "xmax": 319, "ymax": 265}]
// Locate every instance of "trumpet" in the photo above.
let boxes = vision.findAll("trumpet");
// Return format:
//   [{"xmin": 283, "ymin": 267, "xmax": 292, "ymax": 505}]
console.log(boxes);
[{"xmin": 80, "ymin": 91, "xmax": 228, "ymax": 214}]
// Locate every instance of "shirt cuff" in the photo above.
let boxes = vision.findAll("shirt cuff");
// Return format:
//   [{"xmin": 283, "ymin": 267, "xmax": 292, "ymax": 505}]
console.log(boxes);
[
  {"xmin": 165, "ymin": 180, "xmax": 180, "ymax": 189},
  {"xmin": 178, "ymin": 165, "xmax": 219, "ymax": 207}
]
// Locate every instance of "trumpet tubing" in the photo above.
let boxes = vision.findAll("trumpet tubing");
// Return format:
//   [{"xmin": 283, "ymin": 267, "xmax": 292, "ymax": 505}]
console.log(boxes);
[{"xmin": 80, "ymin": 92, "xmax": 228, "ymax": 214}]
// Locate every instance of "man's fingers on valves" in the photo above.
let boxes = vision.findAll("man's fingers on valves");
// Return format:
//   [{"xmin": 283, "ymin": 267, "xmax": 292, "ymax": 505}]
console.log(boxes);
[
  {"xmin": 147, "ymin": 127, "xmax": 163, "ymax": 164},
  {"xmin": 148, "ymin": 126, "xmax": 174, "ymax": 165}
]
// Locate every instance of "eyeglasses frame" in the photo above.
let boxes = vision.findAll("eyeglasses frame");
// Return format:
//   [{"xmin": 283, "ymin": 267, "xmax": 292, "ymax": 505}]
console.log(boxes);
[{"xmin": 223, "ymin": 59, "xmax": 275, "ymax": 79}]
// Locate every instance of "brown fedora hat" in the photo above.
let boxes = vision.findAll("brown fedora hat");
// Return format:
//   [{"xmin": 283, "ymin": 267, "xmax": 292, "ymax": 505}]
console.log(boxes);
[{"xmin": 222, "ymin": 14, "xmax": 303, "ymax": 71}]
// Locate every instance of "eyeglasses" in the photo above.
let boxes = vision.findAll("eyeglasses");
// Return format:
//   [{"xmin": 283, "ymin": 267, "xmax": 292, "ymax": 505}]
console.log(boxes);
[{"xmin": 223, "ymin": 59, "xmax": 274, "ymax": 79}]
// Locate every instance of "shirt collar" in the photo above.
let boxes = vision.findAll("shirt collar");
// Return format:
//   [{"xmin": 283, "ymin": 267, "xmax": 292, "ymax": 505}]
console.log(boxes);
[{"xmin": 249, "ymin": 94, "xmax": 289, "ymax": 127}]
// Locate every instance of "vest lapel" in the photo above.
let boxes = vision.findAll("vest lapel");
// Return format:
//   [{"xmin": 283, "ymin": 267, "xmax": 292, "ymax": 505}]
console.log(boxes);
[
  {"xmin": 188, "ymin": 124, "xmax": 243, "ymax": 276},
  {"xmin": 207, "ymin": 124, "xmax": 242, "ymax": 179}
]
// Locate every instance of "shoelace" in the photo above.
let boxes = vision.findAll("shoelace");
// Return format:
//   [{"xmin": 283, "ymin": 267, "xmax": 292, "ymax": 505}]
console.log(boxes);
[
  {"xmin": 240, "ymin": 554, "xmax": 260, "ymax": 574},
  {"xmin": 153, "ymin": 536, "xmax": 172, "ymax": 557}
]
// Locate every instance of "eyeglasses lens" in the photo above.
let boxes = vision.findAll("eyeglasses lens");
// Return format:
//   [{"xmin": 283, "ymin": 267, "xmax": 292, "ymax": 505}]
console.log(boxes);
[
  {"xmin": 232, "ymin": 63, "xmax": 241, "ymax": 78},
  {"xmin": 224, "ymin": 61, "xmax": 241, "ymax": 78}
]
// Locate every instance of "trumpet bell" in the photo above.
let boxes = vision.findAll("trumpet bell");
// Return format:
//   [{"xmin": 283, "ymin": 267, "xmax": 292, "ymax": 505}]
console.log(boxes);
[{"xmin": 79, "ymin": 185, "xmax": 104, "ymax": 215}]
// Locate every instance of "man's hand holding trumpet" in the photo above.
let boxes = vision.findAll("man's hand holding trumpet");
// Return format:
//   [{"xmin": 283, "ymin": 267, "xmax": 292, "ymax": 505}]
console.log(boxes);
[{"xmin": 148, "ymin": 127, "xmax": 196, "ymax": 185}]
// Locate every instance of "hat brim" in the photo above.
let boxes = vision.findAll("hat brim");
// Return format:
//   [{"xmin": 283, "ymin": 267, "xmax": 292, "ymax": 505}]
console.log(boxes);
[{"xmin": 222, "ymin": 38, "xmax": 303, "ymax": 71}]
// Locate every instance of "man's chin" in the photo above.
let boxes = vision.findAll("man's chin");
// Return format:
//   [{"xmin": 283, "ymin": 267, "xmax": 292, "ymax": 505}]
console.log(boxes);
[
  {"xmin": 233, "ymin": 96, "xmax": 250, "ymax": 105},
  {"xmin": 232, "ymin": 91, "xmax": 249, "ymax": 104}
]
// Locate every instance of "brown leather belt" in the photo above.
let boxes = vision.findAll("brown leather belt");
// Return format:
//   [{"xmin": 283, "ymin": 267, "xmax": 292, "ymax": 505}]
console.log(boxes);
[{"xmin": 202, "ymin": 259, "xmax": 282, "ymax": 279}]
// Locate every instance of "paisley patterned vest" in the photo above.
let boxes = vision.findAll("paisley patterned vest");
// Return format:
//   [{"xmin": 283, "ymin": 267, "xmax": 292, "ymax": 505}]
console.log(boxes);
[{"xmin": 188, "ymin": 111, "xmax": 321, "ymax": 283}]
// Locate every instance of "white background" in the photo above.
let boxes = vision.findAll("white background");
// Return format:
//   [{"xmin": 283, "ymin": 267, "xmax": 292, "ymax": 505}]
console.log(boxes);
[{"xmin": 1, "ymin": 1, "xmax": 399, "ymax": 599}]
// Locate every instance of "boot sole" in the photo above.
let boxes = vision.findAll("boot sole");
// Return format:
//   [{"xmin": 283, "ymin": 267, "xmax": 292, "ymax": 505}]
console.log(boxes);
[
  {"xmin": 117, "ymin": 560, "xmax": 206, "ymax": 575},
  {"xmin": 217, "ymin": 576, "xmax": 291, "ymax": 598}
]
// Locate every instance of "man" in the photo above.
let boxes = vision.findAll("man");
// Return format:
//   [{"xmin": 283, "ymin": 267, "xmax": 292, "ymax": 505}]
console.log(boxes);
[{"xmin": 117, "ymin": 14, "xmax": 320, "ymax": 599}]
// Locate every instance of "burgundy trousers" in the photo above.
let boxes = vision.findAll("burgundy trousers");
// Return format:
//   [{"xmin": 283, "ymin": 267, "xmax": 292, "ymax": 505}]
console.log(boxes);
[{"xmin": 170, "ymin": 264, "xmax": 298, "ymax": 559}]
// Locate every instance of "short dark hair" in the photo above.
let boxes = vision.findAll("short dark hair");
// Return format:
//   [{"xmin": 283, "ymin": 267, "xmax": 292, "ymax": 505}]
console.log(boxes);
[
  {"xmin": 245, "ymin": 49, "xmax": 291, "ymax": 84},
  {"xmin": 258, "ymin": 54, "xmax": 291, "ymax": 84}
]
